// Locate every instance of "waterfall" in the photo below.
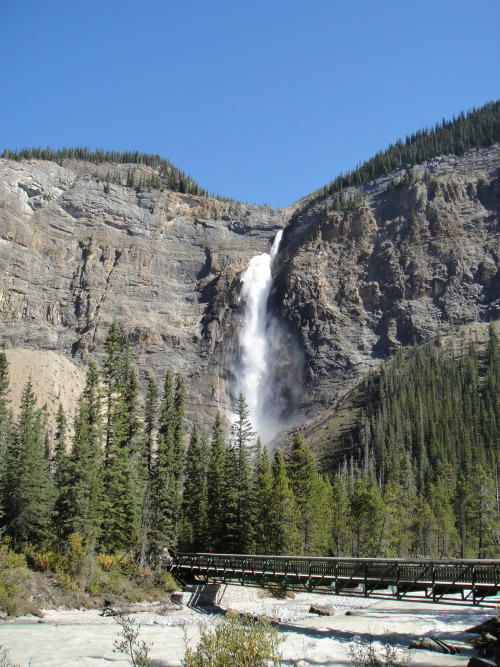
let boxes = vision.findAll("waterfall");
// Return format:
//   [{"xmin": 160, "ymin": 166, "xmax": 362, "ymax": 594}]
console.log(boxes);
[{"xmin": 236, "ymin": 230, "xmax": 283, "ymax": 442}]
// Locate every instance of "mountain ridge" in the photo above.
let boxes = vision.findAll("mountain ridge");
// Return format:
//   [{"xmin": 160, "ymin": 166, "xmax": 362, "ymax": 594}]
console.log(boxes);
[{"xmin": 1, "ymin": 105, "xmax": 499, "ymax": 441}]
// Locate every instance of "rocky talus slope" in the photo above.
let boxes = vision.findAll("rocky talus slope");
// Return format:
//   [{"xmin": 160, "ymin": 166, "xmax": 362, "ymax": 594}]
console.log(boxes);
[{"xmin": 0, "ymin": 145, "xmax": 499, "ymax": 435}]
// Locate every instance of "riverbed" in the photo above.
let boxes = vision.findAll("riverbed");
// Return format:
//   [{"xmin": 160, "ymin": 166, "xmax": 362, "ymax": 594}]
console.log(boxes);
[{"xmin": 0, "ymin": 588, "xmax": 494, "ymax": 666}]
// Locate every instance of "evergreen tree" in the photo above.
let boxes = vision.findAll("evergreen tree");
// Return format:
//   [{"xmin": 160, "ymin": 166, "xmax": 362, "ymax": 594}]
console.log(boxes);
[
  {"xmin": 206, "ymin": 413, "xmax": 228, "ymax": 551},
  {"xmin": 1, "ymin": 380, "xmax": 51, "ymax": 544},
  {"xmin": 226, "ymin": 394, "xmax": 256, "ymax": 552},
  {"xmin": 137, "ymin": 377, "xmax": 158, "ymax": 565},
  {"xmin": 410, "ymin": 493, "xmax": 436, "ymax": 557},
  {"xmin": 100, "ymin": 323, "xmax": 140, "ymax": 552},
  {"xmin": 55, "ymin": 364, "xmax": 104, "ymax": 546},
  {"xmin": 467, "ymin": 465, "xmax": 498, "ymax": 557},
  {"xmin": 349, "ymin": 473, "xmax": 385, "ymax": 557},
  {"xmin": 143, "ymin": 377, "xmax": 158, "ymax": 477},
  {"xmin": 428, "ymin": 474, "xmax": 458, "ymax": 557},
  {"xmin": 252, "ymin": 441, "xmax": 274, "ymax": 554},
  {"xmin": 172, "ymin": 374, "xmax": 186, "ymax": 480},
  {"xmin": 286, "ymin": 432, "xmax": 331, "ymax": 555},
  {"xmin": 0, "ymin": 349, "xmax": 11, "ymax": 459},
  {"xmin": 180, "ymin": 427, "xmax": 209, "ymax": 551},
  {"xmin": 149, "ymin": 371, "xmax": 178, "ymax": 558},
  {"xmin": 381, "ymin": 481, "xmax": 412, "ymax": 557},
  {"xmin": 54, "ymin": 403, "xmax": 68, "ymax": 465},
  {"xmin": 268, "ymin": 451, "xmax": 301, "ymax": 555},
  {"xmin": 329, "ymin": 473, "xmax": 351, "ymax": 556},
  {"xmin": 454, "ymin": 474, "xmax": 472, "ymax": 558}
]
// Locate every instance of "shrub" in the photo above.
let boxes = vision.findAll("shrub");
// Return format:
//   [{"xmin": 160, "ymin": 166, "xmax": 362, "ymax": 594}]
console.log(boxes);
[
  {"xmin": 98, "ymin": 553, "xmax": 117, "ymax": 572},
  {"xmin": 348, "ymin": 632, "xmax": 411, "ymax": 667},
  {"xmin": 114, "ymin": 613, "xmax": 152, "ymax": 667},
  {"xmin": 30, "ymin": 550, "xmax": 61, "ymax": 573},
  {"xmin": 264, "ymin": 583, "xmax": 295, "ymax": 599},
  {"xmin": 182, "ymin": 609, "xmax": 284, "ymax": 667},
  {"xmin": 153, "ymin": 569, "xmax": 177, "ymax": 591},
  {"xmin": 55, "ymin": 571, "xmax": 79, "ymax": 593},
  {"xmin": 0, "ymin": 541, "xmax": 26, "ymax": 570},
  {"xmin": 0, "ymin": 644, "xmax": 27, "ymax": 667},
  {"xmin": 65, "ymin": 533, "xmax": 86, "ymax": 575}
]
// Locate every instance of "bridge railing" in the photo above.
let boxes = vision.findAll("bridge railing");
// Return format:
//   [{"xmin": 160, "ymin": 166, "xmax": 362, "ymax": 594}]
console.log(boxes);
[{"xmin": 169, "ymin": 553, "xmax": 500, "ymax": 606}]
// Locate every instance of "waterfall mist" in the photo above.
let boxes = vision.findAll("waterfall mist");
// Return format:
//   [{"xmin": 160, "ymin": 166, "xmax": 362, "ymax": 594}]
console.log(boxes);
[{"xmin": 235, "ymin": 230, "xmax": 303, "ymax": 443}]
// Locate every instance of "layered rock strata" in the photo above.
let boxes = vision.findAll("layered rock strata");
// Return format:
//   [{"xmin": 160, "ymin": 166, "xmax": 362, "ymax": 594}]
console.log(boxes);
[{"xmin": 1, "ymin": 145, "xmax": 499, "ymax": 434}]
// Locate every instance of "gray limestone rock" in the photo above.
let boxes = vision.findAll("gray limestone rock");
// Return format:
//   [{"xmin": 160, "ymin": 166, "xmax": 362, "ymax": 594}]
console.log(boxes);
[{"xmin": 1, "ymin": 144, "xmax": 499, "ymax": 440}]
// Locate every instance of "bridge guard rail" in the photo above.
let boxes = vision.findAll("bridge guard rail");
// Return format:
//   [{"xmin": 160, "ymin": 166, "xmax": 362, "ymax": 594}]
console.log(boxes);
[{"xmin": 168, "ymin": 553, "xmax": 500, "ymax": 606}]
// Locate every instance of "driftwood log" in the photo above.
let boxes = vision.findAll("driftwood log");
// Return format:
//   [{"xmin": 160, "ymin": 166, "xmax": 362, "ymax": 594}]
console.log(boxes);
[{"xmin": 101, "ymin": 603, "xmax": 174, "ymax": 616}]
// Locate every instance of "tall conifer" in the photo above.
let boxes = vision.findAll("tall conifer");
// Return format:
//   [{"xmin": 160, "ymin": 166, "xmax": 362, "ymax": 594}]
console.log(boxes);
[
  {"xmin": 268, "ymin": 451, "xmax": 301, "ymax": 555},
  {"xmin": 55, "ymin": 363, "xmax": 104, "ymax": 546},
  {"xmin": 1, "ymin": 380, "xmax": 51, "ymax": 544},
  {"xmin": 286, "ymin": 432, "xmax": 330, "ymax": 555},
  {"xmin": 206, "ymin": 413, "xmax": 228, "ymax": 551}
]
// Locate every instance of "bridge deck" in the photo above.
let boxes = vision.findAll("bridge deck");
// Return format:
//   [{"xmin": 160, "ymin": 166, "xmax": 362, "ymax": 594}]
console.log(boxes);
[{"xmin": 169, "ymin": 553, "xmax": 500, "ymax": 606}]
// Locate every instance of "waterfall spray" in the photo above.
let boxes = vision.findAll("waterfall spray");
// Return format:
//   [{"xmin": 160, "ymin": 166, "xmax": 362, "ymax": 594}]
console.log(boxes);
[{"xmin": 236, "ymin": 230, "xmax": 283, "ymax": 442}]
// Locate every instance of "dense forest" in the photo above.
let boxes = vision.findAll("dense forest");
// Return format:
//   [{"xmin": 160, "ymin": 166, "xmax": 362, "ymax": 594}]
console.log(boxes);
[
  {"xmin": 1, "ymin": 321, "xmax": 499, "ymax": 576},
  {"xmin": 306, "ymin": 99, "xmax": 500, "ymax": 212},
  {"xmin": 323, "ymin": 325, "xmax": 500, "ymax": 559},
  {"xmin": 0, "ymin": 146, "xmax": 230, "ymax": 200}
]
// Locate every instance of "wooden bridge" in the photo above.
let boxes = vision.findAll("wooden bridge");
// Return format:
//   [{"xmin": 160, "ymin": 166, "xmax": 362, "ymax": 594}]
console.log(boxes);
[{"xmin": 169, "ymin": 553, "xmax": 500, "ymax": 606}]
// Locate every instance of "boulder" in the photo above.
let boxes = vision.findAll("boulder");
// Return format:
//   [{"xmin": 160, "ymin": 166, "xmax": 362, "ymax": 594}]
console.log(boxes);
[
  {"xmin": 466, "ymin": 619, "xmax": 500, "ymax": 638},
  {"xmin": 309, "ymin": 605, "xmax": 335, "ymax": 616},
  {"xmin": 409, "ymin": 637, "xmax": 460, "ymax": 654},
  {"xmin": 466, "ymin": 658, "xmax": 497, "ymax": 667}
]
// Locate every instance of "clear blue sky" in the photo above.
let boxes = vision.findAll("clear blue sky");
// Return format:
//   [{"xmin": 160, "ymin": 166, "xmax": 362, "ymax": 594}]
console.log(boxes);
[{"xmin": 1, "ymin": 1, "xmax": 499, "ymax": 208}]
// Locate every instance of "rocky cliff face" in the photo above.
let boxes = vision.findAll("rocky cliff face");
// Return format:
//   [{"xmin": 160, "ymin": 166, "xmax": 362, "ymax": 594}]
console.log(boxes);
[
  {"xmin": 272, "ymin": 145, "xmax": 500, "ymax": 415},
  {"xmin": 1, "ymin": 146, "xmax": 499, "ymax": 435},
  {"xmin": 0, "ymin": 157, "xmax": 285, "ymax": 427}
]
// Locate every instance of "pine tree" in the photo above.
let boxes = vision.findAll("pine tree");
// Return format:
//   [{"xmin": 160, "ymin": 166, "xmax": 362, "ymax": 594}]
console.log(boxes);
[
  {"xmin": 206, "ymin": 413, "xmax": 228, "ymax": 551},
  {"xmin": 172, "ymin": 374, "xmax": 186, "ymax": 480},
  {"xmin": 428, "ymin": 474, "xmax": 458, "ymax": 557},
  {"xmin": 349, "ymin": 473, "xmax": 385, "ymax": 557},
  {"xmin": 252, "ymin": 441, "xmax": 274, "ymax": 554},
  {"xmin": 268, "ymin": 451, "xmax": 301, "ymax": 555},
  {"xmin": 0, "ymin": 348, "xmax": 11, "ymax": 459},
  {"xmin": 143, "ymin": 377, "xmax": 158, "ymax": 477},
  {"xmin": 54, "ymin": 403, "xmax": 68, "ymax": 465},
  {"xmin": 149, "ymin": 371, "xmax": 178, "ymax": 558},
  {"xmin": 467, "ymin": 465, "xmax": 498, "ymax": 557},
  {"xmin": 381, "ymin": 481, "xmax": 412, "ymax": 557},
  {"xmin": 329, "ymin": 473, "xmax": 351, "ymax": 556},
  {"xmin": 410, "ymin": 493, "xmax": 436, "ymax": 557},
  {"xmin": 54, "ymin": 363, "xmax": 103, "ymax": 545},
  {"xmin": 100, "ymin": 323, "xmax": 140, "ymax": 552},
  {"xmin": 226, "ymin": 394, "xmax": 256, "ymax": 552},
  {"xmin": 180, "ymin": 427, "xmax": 209, "ymax": 551},
  {"xmin": 286, "ymin": 432, "xmax": 331, "ymax": 555},
  {"xmin": 1, "ymin": 380, "xmax": 51, "ymax": 544},
  {"xmin": 137, "ymin": 377, "xmax": 158, "ymax": 566}
]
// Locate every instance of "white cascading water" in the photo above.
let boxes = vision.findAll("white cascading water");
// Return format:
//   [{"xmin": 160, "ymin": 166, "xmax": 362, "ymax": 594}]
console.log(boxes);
[{"xmin": 236, "ymin": 230, "xmax": 283, "ymax": 442}]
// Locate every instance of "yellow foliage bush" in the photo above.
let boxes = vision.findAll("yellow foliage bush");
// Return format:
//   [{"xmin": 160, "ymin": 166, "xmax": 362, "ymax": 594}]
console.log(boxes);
[
  {"xmin": 99, "ymin": 553, "xmax": 117, "ymax": 571},
  {"xmin": 31, "ymin": 550, "xmax": 62, "ymax": 572},
  {"xmin": 0, "ymin": 540, "xmax": 26, "ymax": 570}
]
